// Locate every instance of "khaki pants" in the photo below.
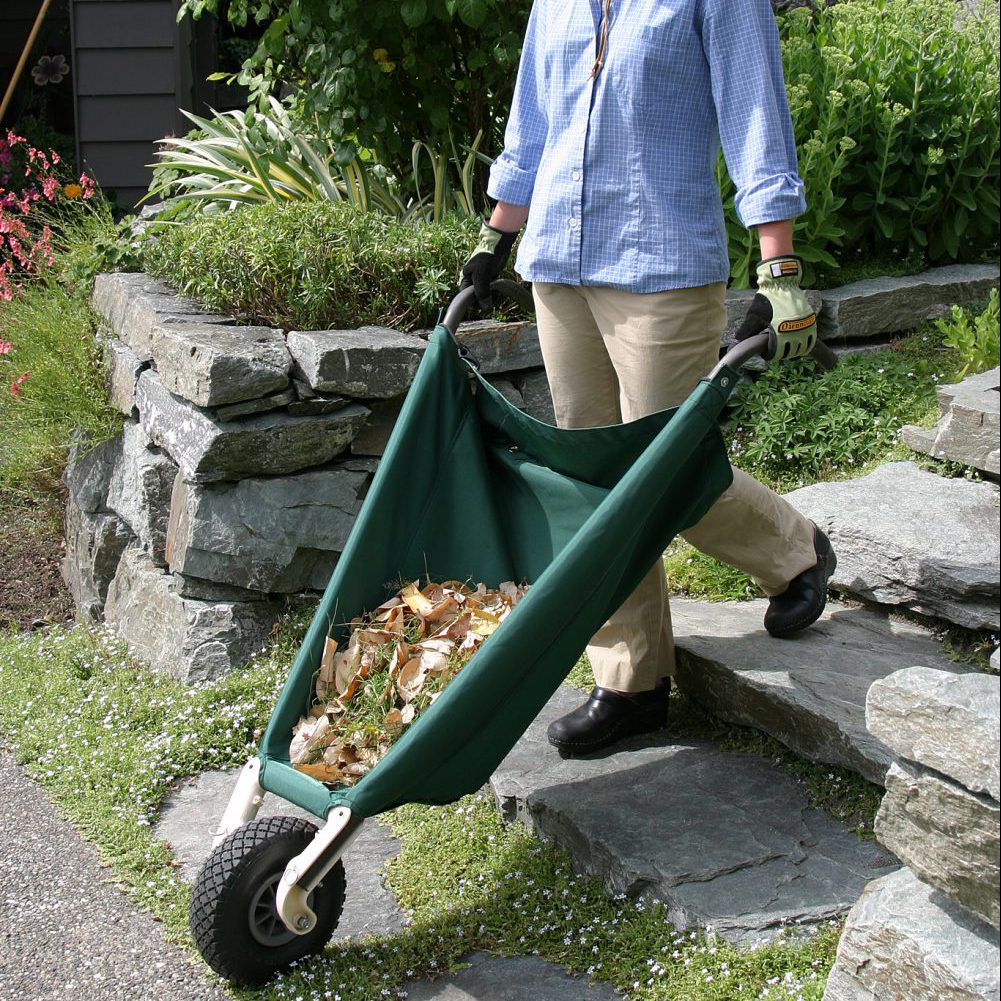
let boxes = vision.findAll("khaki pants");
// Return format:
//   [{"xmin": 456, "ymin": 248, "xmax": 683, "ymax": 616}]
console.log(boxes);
[{"xmin": 533, "ymin": 282, "xmax": 817, "ymax": 692}]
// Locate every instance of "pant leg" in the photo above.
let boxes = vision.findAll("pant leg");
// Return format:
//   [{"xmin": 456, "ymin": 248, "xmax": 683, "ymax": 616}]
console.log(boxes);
[
  {"xmin": 534, "ymin": 282, "xmax": 673, "ymax": 693},
  {"xmin": 582, "ymin": 284, "xmax": 818, "ymax": 597}
]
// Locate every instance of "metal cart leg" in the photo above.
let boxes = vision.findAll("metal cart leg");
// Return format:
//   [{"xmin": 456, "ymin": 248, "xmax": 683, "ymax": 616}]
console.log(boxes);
[
  {"xmin": 277, "ymin": 805, "xmax": 363, "ymax": 934},
  {"xmin": 213, "ymin": 757, "xmax": 266, "ymax": 847}
]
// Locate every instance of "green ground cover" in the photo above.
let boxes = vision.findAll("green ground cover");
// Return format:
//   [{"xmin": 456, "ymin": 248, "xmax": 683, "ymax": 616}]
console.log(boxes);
[
  {"xmin": 142, "ymin": 202, "xmax": 488, "ymax": 333},
  {"xmin": 1, "ymin": 617, "xmax": 854, "ymax": 1001}
]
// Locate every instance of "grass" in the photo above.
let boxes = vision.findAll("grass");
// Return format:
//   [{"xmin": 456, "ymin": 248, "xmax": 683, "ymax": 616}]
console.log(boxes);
[
  {"xmin": 0, "ymin": 192, "xmax": 127, "ymax": 500},
  {"xmin": 0, "ymin": 617, "xmax": 851, "ymax": 1001}
]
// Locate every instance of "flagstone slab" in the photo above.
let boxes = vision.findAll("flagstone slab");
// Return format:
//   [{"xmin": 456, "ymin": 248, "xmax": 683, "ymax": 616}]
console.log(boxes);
[
  {"xmin": 287, "ymin": 327, "xmax": 426, "ymax": 399},
  {"xmin": 165, "ymin": 460, "xmax": 373, "ymax": 592},
  {"xmin": 491, "ymin": 685, "xmax": 897, "ymax": 947},
  {"xmin": 452, "ymin": 319, "xmax": 543, "ymax": 374},
  {"xmin": 92, "ymin": 273, "xmax": 232, "ymax": 363},
  {"xmin": 137, "ymin": 370, "xmax": 369, "ymax": 482},
  {"xmin": 154, "ymin": 767, "xmax": 405, "ymax": 941},
  {"xmin": 817, "ymin": 264, "xmax": 999, "ymax": 341},
  {"xmin": 902, "ymin": 366, "xmax": 1000, "ymax": 478},
  {"xmin": 785, "ymin": 462, "xmax": 1000, "ymax": 630},
  {"xmin": 671, "ymin": 598, "xmax": 979, "ymax": 786},
  {"xmin": 150, "ymin": 322, "xmax": 292, "ymax": 408},
  {"xmin": 403, "ymin": 953, "xmax": 622, "ymax": 1001}
]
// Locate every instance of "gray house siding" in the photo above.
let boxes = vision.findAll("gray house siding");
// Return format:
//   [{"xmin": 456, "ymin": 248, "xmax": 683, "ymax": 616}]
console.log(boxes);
[{"xmin": 70, "ymin": 0, "xmax": 214, "ymax": 207}]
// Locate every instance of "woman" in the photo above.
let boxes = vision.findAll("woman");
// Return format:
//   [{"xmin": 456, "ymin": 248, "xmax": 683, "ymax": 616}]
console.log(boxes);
[{"xmin": 461, "ymin": 0, "xmax": 836, "ymax": 756}]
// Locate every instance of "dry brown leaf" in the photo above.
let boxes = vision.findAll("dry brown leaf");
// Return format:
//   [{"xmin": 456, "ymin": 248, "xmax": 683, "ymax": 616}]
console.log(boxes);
[
  {"xmin": 424, "ymin": 595, "xmax": 460, "ymax": 623},
  {"xmin": 401, "ymin": 582, "xmax": 434, "ymax": 615},
  {"xmin": 382, "ymin": 605, "xmax": 405, "ymax": 635},
  {"xmin": 396, "ymin": 657, "xmax": 426, "ymax": 702},
  {"xmin": 320, "ymin": 636, "xmax": 338, "ymax": 680},
  {"xmin": 354, "ymin": 627, "xmax": 399, "ymax": 647},
  {"xmin": 431, "ymin": 610, "xmax": 472, "ymax": 642},
  {"xmin": 293, "ymin": 578, "xmax": 529, "ymax": 788},
  {"xmin": 419, "ymin": 648, "xmax": 449, "ymax": 674},
  {"xmin": 294, "ymin": 761, "xmax": 344, "ymax": 783},
  {"xmin": 374, "ymin": 595, "xmax": 403, "ymax": 614}
]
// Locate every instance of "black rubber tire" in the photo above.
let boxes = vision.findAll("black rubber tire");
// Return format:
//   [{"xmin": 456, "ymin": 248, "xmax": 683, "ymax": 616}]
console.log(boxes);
[{"xmin": 189, "ymin": 815, "xmax": 345, "ymax": 987}]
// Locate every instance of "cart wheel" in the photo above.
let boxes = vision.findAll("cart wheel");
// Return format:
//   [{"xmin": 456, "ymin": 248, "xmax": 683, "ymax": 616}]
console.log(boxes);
[{"xmin": 189, "ymin": 815, "xmax": 345, "ymax": 987}]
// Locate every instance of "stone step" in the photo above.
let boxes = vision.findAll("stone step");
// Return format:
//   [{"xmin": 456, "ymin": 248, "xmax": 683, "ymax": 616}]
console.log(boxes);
[
  {"xmin": 490, "ymin": 685, "xmax": 897, "ymax": 947},
  {"xmin": 671, "ymin": 597, "xmax": 978, "ymax": 786},
  {"xmin": 402, "ymin": 953, "xmax": 621, "ymax": 1001},
  {"xmin": 785, "ymin": 461, "xmax": 1000, "ymax": 631},
  {"xmin": 901, "ymin": 366, "xmax": 1000, "ymax": 479}
]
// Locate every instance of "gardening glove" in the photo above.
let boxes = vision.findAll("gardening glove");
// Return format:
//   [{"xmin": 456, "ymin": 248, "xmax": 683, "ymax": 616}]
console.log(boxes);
[
  {"xmin": 460, "ymin": 221, "xmax": 518, "ymax": 310},
  {"xmin": 735, "ymin": 256, "xmax": 818, "ymax": 362}
]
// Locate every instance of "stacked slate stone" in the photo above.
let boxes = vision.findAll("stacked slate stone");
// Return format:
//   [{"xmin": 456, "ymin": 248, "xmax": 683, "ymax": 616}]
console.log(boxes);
[
  {"xmin": 63, "ymin": 273, "xmax": 552, "ymax": 682},
  {"xmin": 823, "ymin": 667, "xmax": 1000, "ymax": 1001}
]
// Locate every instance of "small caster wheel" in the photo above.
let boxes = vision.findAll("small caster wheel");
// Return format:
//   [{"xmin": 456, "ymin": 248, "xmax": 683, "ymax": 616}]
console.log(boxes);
[{"xmin": 189, "ymin": 815, "xmax": 345, "ymax": 987}]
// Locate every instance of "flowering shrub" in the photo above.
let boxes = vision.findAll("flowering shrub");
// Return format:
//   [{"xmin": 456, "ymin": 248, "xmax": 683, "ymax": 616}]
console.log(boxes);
[
  {"xmin": 1, "ymin": 129, "xmax": 96, "ymax": 303},
  {"xmin": 0, "ymin": 130, "xmax": 101, "ymax": 402}
]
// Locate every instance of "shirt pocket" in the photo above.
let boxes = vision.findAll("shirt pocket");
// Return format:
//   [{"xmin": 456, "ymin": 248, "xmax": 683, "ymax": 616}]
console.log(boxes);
[{"xmin": 610, "ymin": 3, "xmax": 695, "ymax": 116}]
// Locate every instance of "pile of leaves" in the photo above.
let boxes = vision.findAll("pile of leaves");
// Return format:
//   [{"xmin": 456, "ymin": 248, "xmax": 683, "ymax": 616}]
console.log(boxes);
[{"xmin": 290, "ymin": 579, "xmax": 527, "ymax": 786}]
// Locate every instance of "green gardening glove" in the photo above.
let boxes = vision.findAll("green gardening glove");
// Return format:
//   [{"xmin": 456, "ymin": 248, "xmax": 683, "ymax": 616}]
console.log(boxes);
[
  {"xmin": 460, "ymin": 221, "xmax": 518, "ymax": 310},
  {"xmin": 735, "ymin": 255, "xmax": 818, "ymax": 362}
]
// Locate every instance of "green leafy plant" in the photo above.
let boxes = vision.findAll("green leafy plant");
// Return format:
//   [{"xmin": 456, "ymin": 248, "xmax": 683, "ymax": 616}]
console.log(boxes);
[
  {"xmin": 177, "ymin": 0, "xmax": 531, "ymax": 201},
  {"xmin": 726, "ymin": 0, "xmax": 1000, "ymax": 286},
  {"xmin": 146, "ymin": 98, "xmax": 404, "ymax": 215},
  {"xmin": 147, "ymin": 99, "xmax": 488, "ymax": 223},
  {"xmin": 141, "ymin": 200, "xmax": 498, "ymax": 331},
  {"xmin": 0, "ymin": 276, "xmax": 122, "ymax": 495},
  {"xmin": 410, "ymin": 129, "xmax": 489, "ymax": 221},
  {"xmin": 934, "ymin": 288, "xmax": 1000, "ymax": 378}
]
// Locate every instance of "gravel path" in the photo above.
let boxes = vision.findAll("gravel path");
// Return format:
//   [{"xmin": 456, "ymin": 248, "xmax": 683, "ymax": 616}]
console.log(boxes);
[{"xmin": 0, "ymin": 746, "xmax": 230, "ymax": 1001}]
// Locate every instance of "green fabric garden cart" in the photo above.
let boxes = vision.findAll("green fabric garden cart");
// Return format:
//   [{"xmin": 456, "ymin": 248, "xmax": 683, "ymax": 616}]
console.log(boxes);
[{"xmin": 188, "ymin": 281, "xmax": 829, "ymax": 986}]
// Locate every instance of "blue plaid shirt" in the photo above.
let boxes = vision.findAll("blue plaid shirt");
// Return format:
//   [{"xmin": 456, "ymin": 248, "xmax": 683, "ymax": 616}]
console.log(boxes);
[{"xmin": 488, "ymin": 0, "xmax": 806, "ymax": 292}]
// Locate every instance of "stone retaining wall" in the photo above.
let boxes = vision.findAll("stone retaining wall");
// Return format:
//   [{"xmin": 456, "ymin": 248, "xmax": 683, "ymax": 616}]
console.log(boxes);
[
  {"xmin": 65, "ymin": 263, "xmax": 999, "ymax": 681},
  {"xmin": 822, "ymin": 667, "xmax": 1000, "ymax": 1001}
]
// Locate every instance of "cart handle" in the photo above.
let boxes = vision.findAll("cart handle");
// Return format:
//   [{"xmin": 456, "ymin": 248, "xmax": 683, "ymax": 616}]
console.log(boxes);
[
  {"xmin": 709, "ymin": 328, "xmax": 838, "ymax": 381},
  {"xmin": 440, "ymin": 279, "xmax": 535, "ymax": 336}
]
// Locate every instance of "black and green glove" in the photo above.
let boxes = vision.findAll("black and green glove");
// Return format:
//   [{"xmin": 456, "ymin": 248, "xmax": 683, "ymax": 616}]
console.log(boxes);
[
  {"xmin": 735, "ymin": 256, "xmax": 818, "ymax": 362},
  {"xmin": 460, "ymin": 221, "xmax": 518, "ymax": 310}
]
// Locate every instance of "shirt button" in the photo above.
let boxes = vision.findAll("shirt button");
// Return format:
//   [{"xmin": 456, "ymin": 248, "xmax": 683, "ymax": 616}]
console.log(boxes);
[
  {"xmin": 568, "ymin": 217, "xmax": 579, "ymax": 229},
  {"xmin": 572, "ymin": 170, "xmax": 582, "ymax": 181}
]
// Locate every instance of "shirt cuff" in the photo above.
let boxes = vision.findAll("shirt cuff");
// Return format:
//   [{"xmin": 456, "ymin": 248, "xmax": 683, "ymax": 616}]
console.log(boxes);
[
  {"xmin": 487, "ymin": 154, "xmax": 537, "ymax": 206},
  {"xmin": 734, "ymin": 173, "xmax": 807, "ymax": 229}
]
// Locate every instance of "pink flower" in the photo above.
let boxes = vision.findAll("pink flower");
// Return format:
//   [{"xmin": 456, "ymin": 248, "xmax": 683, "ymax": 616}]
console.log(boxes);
[
  {"xmin": 42, "ymin": 175, "xmax": 59, "ymax": 200},
  {"xmin": 10, "ymin": 371, "xmax": 29, "ymax": 397},
  {"xmin": 0, "ymin": 340, "xmax": 12, "ymax": 355}
]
